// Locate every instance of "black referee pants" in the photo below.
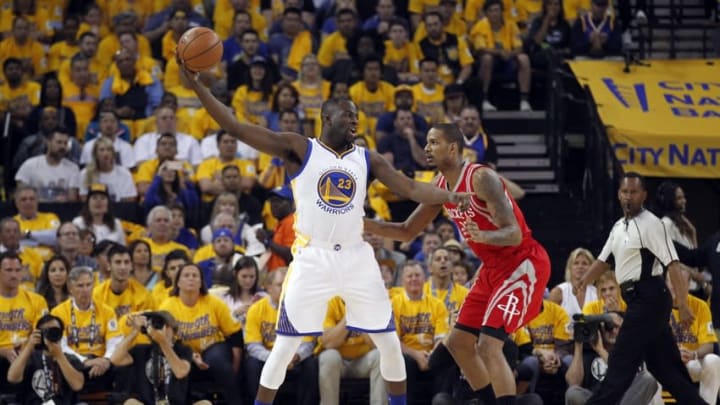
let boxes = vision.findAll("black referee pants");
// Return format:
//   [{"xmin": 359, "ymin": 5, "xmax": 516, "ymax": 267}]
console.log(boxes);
[{"xmin": 586, "ymin": 276, "xmax": 707, "ymax": 405}]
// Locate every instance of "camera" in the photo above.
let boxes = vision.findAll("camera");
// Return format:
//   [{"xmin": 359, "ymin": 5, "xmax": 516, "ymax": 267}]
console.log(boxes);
[
  {"xmin": 140, "ymin": 312, "xmax": 167, "ymax": 334},
  {"xmin": 37, "ymin": 327, "xmax": 63, "ymax": 350},
  {"xmin": 572, "ymin": 313, "xmax": 617, "ymax": 343}
]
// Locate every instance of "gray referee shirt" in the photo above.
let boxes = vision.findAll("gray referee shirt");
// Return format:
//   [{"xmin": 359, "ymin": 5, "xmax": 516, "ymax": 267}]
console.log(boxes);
[{"xmin": 598, "ymin": 209, "xmax": 679, "ymax": 284}]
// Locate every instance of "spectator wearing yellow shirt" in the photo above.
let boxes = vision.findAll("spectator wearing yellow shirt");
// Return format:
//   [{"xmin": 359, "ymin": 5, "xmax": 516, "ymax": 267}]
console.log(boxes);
[
  {"xmin": 142, "ymin": 0, "xmax": 211, "ymax": 50},
  {"xmin": 12, "ymin": 185, "xmax": 60, "ymax": 250},
  {"xmin": 161, "ymin": 8, "xmax": 190, "ymax": 63},
  {"xmin": 423, "ymin": 247, "xmax": 469, "ymax": 328},
  {"xmin": 142, "ymin": 206, "xmax": 191, "ymax": 272},
  {"xmin": 191, "ymin": 80, "xmax": 228, "ymax": 141},
  {"xmin": 47, "ymin": 15, "xmax": 80, "ymax": 73},
  {"xmin": 317, "ymin": 8, "xmax": 357, "ymax": 70},
  {"xmin": 231, "ymin": 56, "xmax": 275, "ymax": 126},
  {"xmin": 0, "ymin": 58, "xmax": 40, "ymax": 113},
  {"xmin": 293, "ymin": 54, "xmax": 330, "ymax": 134},
  {"xmin": 118, "ymin": 32, "xmax": 164, "ymax": 83},
  {"xmin": 268, "ymin": 8, "xmax": 314, "ymax": 80},
  {"xmin": 59, "ymin": 32, "xmax": 106, "ymax": 87},
  {"xmin": 0, "ymin": 218, "xmax": 44, "ymax": 291},
  {"xmin": 0, "ymin": 0, "xmax": 53, "ymax": 40},
  {"xmin": 151, "ymin": 248, "xmax": 189, "ymax": 308},
  {"xmin": 465, "ymin": 0, "xmax": 525, "ymax": 30},
  {"xmin": 196, "ymin": 131, "xmax": 257, "ymax": 202},
  {"xmin": 411, "ymin": 58, "xmax": 446, "ymax": 124},
  {"xmin": 317, "ymin": 295, "xmax": 385, "ymax": 404},
  {"xmin": 159, "ymin": 263, "xmax": 243, "ymax": 401},
  {"xmin": 93, "ymin": 245, "xmax": 154, "ymax": 319},
  {"xmin": 416, "ymin": 12, "xmax": 474, "ymax": 86},
  {"xmin": 214, "ymin": 0, "xmax": 268, "ymax": 41},
  {"xmin": 384, "ymin": 20, "xmax": 420, "ymax": 83},
  {"xmin": 413, "ymin": 0, "xmax": 467, "ymax": 43},
  {"xmin": 97, "ymin": 13, "xmax": 153, "ymax": 69},
  {"xmin": 77, "ymin": 3, "xmax": 110, "ymax": 41},
  {"xmin": 244, "ymin": 268, "xmax": 319, "ymax": 402},
  {"xmin": 392, "ymin": 261, "xmax": 451, "ymax": 403},
  {"xmin": 582, "ymin": 270, "xmax": 628, "ymax": 315},
  {"xmin": 349, "ymin": 56, "xmax": 395, "ymax": 139},
  {"xmin": 471, "ymin": 0, "xmax": 533, "ymax": 112},
  {"xmin": 50, "ymin": 266, "xmax": 121, "ymax": 392},
  {"xmin": 0, "ymin": 251, "xmax": 48, "ymax": 394},
  {"xmin": 62, "ymin": 54, "xmax": 100, "ymax": 140}
]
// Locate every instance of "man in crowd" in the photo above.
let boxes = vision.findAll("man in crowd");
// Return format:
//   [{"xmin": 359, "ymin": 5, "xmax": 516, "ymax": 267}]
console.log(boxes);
[
  {"xmin": 12, "ymin": 186, "xmax": 60, "ymax": 251},
  {"xmin": 93, "ymin": 245, "xmax": 154, "ymax": 318},
  {"xmin": 56, "ymin": 223, "xmax": 97, "ymax": 270}
]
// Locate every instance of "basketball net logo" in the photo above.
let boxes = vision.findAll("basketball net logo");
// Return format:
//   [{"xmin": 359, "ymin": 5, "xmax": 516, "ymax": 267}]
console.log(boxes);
[{"xmin": 498, "ymin": 292, "xmax": 520, "ymax": 322}]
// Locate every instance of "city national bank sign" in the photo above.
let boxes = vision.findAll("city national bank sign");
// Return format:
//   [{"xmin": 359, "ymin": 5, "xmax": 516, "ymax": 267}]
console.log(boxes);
[{"xmin": 569, "ymin": 59, "xmax": 720, "ymax": 178}]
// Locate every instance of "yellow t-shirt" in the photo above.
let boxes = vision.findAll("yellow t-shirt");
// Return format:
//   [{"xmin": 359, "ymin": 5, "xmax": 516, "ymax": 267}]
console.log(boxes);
[
  {"xmin": 0, "ymin": 37, "xmax": 47, "ymax": 77},
  {"xmin": 414, "ymin": 14, "xmax": 467, "ymax": 43},
  {"xmin": 77, "ymin": 22, "xmax": 110, "ymax": 40},
  {"xmin": 14, "ymin": 212, "xmax": 60, "ymax": 234},
  {"xmin": 232, "ymin": 86, "xmax": 272, "ymax": 125},
  {"xmin": 670, "ymin": 295, "xmax": 718, "ymax": 351},
  {"xmin": 526, "ymin": 300, "xmax": 571, "ymax": 350},
  {"xmin": 47, "ymin": 41, "xmax": 79, "ymax": 73},
  {"xmin": 465, "ymin": 0, "xmax": 525, "ymax": 24},
  {"xmin": 62, "ymin": 80, "xmax": 100, "ymax": 139},
  {"xmin": 189, "ymin": 107, "xmax": 223, "ymax": 140},
  {"xmin": 411, "ymin": 83, "xmax": 445, "ymax": 124},
  {"xmin": 469, "ymin": 18, "xmax": 523, "ymax": 51},
  {"xmin": 18, "ymin": 247, "xmax": 44, "ymax": 291},
  {"xmin": 0, "ymin": 6, "xmax": 54, "ymax": 38},
  {"xmin": 392, "ymin": 293, "xmax": 449, "ymax": 351},
  {"xmin": 317, "ymin": 31, "xmax": 347, "ymax": 68},
  {"xmin": 133, "ymin": 158, "xmax": 195, "ymax": 185},
  {"xmin": 383, "ymin": 40, "xmax": 420, "ymax": 75},
  {"xmin": 97, "ymin": 34, "xmax": 152, "ymax": 68},
  {"xmin": 214, "ymin": 6, "xmax": 267, "ymax": 41},
  {"xmin": 349, "ymin": 81, "xmax": 395, "ymax": 138},
  {"xmin": 423, "ymin": 280, "xmax": 469, "ymax": 326},
  {"xmin": 50, "ymin": 299, "xmax": 121, "ymax": 357},
  {"xmin": 511, "ymin": 326, "xmax": 533, "ymax": 346},
  {"xmin": 151, "ymin": 282, "xmax": 173, "ymax": 309},
  {"xmin": 292, "ymin": 80, "xmax": 331, "ymax": 125},
  {"xmin": 415, "ymin": 36, "xmax": 474, "ymax": 85},
  {"xmin": 319, "ymin": 296, "xmax": 373, "ymax": 360},
  {"xmin": 159, "ymin": 294, "xmax": 242, "ymax": 353},
  {"xmin": 582, "ymin": 297, "xmax": 628, "ymax": 315},
  {"xmin": 141, "ymin": 238, "xmax": 191, "ymax": 272},
  {"xmin": 58, "ymin": 57, "xmax": 107, "ymax": 87},
  {"xmin": 92, "ymin": 278, "xmax": 154, "ymax": 318},
  {"xmin": 0, "ymin": 289, "xmax": 48, "ymax": 349},
  {"xmin": 0, "ymin": 80, "xmax": 41, "ymax": 112},
  {"xmin": 195, "ymin": 157, "xmax": 257, "ymax": 201},
  {"xmin": 244, "ymin": 296, "xmax": 279, "ymax": 349}
]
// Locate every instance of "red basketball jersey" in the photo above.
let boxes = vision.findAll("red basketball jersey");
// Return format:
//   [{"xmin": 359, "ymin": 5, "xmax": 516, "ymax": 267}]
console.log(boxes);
[{"xmin": 438, "ymin": 162, "xmax": 535, "ymax": 271}]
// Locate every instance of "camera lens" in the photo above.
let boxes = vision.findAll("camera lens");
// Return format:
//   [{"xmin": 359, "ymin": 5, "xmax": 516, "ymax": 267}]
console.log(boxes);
[{"xmin": 42, "ymin": 327, "xmax": 63, "ymax": 343}]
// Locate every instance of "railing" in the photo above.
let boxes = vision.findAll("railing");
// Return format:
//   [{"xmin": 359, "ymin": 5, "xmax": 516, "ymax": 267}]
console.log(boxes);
[
  {"xmin": 545, "ymin": 53, "xmax": 568, "ymax": 193},
  {"xmin": 581, "ymin": 85, "xmax": 623, "ymax": 236},
  {"xmin": 639, "ymin": 21, "xmax": 719, "ymax": 59}
]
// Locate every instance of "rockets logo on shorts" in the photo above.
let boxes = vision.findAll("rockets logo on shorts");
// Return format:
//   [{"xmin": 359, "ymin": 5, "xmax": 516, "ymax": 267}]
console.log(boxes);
[
  {"xmin": 498, "ymin": 293, "xmax": 521, "ymax": 322},
  {"xmin": 316, "ymin": 169, "xmax": 356, "ymax": 214}
]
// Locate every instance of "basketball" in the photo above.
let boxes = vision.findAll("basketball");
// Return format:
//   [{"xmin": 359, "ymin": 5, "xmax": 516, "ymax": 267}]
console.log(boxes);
[{"xmin": 176, "ymin": 27, "xmax": 223, "ymax": 73}]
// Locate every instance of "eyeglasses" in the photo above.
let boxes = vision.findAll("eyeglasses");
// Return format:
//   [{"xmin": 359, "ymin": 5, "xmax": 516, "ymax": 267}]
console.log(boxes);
[{"xmin": 60, "ymin": 231, "xmax": 79, "ymax": 237}]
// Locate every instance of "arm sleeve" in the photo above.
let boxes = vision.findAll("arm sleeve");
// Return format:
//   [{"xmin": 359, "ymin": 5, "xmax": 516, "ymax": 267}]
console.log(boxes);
[
  {"xmin": 29, "ymin": 230, "xmax": 58, "ymax": 246},
  {"xmin": 100, "ymin": 78, "xmax": 113, "ymax": 100},
  {"xmin": 247, "ymin": 342, "xmax": 272, "ymax": 361},
  {"xmin": 296, "ymin": 341, "xmax": 315, "ymax": 361},
  {"xmin": 643, "ymin": 219, "xmax": 679, "ymax": 266},
  {"xmin": 597, "ymin": 226, "xmax": 615, "ymax": 262}
]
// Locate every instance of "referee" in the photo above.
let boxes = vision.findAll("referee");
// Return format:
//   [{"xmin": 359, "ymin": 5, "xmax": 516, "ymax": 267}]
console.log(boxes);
[{"xmin": 576, "ymin": 172, "xmax": 707, "ymax": 405}]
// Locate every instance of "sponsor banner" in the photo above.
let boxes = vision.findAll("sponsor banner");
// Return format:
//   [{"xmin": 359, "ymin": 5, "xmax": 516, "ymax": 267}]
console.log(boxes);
[{"xmin": 569, "ymin": 59, "xmax": 720, "ymax": 178}]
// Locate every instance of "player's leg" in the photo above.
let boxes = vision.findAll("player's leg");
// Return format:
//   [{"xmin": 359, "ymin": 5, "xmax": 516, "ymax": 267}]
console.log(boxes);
[
  {"xmin": 342, "ymin": 243, "xmax": 406, "ymax": 403},
  {"xmin": 256, "ymin": 335, "xmax": 305, "ymax": 403}
]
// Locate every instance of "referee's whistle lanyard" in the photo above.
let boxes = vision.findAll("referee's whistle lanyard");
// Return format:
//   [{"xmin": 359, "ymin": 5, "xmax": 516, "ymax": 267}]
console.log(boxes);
[{"xmin": 430, "ymin": 278, "xmax": 454, "ymax": 312}]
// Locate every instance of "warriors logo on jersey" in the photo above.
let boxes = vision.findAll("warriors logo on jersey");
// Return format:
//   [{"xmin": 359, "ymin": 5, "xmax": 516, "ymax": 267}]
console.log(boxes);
[{"xmin": 316, "ymin": 168, "xmax": 357, "ymax": 214}]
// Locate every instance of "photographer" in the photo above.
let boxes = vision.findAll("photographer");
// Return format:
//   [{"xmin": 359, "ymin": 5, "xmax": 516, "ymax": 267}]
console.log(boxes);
[
  {"xmin": 110, "ymin": 311, "xmax": 211, "ymax": 405},
  {"xmin": 7, "ymin": 314, "xmax": 85, "ymax": 404},
  {"xmin": 565, "ymin": 311, "xmax": 658, "ymax": 405}
]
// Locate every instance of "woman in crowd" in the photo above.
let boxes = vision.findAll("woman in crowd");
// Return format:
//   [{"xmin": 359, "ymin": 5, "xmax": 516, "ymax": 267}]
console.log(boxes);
[
  {"xmin": 84, "ymin": 98, "xmax": 132, "ymax": 142},
  {"xmin": 293, "ymin": 54, "xmax": 330, "ymax": 135},
  {"xmin": 548, "ymin": 247, "xmax": 598, "ymax": 318},
  {"xmin": 78, "ymin": 137, "xmax": 138, "ymax": 202},
  {"xmin": 128, "ymin": 239, "xmax": 158, "ymax": 289},
  {"xmin": 221, "ymin": 256, "xmax": 263, "ymax": 326},
  {"xmin": 526, "ymin": 0, "xmax": 572, "ymax": 68},
  {"xmin": 199, "ymin": 193, "xmax": 263, "ymax": 255},
  {"xmin": 159, "ymin": 263, "xmax": 244, "ymax": 402},
  {"xmin": 655, "ymin": 181, "xmax": 709, "ymax": 299},
  {"xmin": 78, "ymin": 229, "xmax": 96, "ymax": 257},
  {"xmin": 27, "ymin": 74, "xmax": 78, "ymax": 137},
  {"xmin": 442, "ymin": 84, "xmax": 468, "ymax": 125},
  {"xmin": 72, "ymin": 183, "xmax": 126, "ymax": 244},
  {"xmin": 231, "ymin": 56, "xmax": 275, "ymax": 126},
  {"xmin": 35, "ymin": 255, "xmax": 71, "ymax": 309},
  {"xmin": 151, "ymin": 249, "xmax": 189, "ymax": 307},
  {"xmin": 142, "ymin": 160, "xmax": 200, "ymax": 214},
  {"xmin": 264, "ymin": 83, "xmax": 305, "ymax": 132}
]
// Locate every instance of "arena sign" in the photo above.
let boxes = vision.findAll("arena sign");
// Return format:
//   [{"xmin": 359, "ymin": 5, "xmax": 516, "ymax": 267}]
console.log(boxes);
[{"xmin": 569, "ymin": 59, "xmax": 720, "ymax": 178}]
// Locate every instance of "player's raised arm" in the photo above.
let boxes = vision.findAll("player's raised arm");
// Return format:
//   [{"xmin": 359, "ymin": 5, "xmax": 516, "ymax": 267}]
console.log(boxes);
[
  {"xmin": 368, "ymin": 150, "xmax": 470, "ymax": 207},
  {"xmin": 180, "ymin": 62, "xmax": 307, "ymax": 162},
  {"xmin": 466, "ymin": 168, "xmax": 522, "ymax": 246}
]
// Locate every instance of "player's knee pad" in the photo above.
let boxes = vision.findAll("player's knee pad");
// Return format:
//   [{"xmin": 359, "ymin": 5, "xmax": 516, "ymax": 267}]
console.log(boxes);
[
  {"xmin": 259, "ymin": 335, "xmax": 303, "ymax": 389},
  {"xmin": 369, "ymin": 331, "xmax": 406, "ymax": 382}
]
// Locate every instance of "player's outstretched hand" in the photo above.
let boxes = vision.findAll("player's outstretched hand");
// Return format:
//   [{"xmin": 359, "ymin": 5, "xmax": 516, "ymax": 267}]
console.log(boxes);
[
  {"xmin": 449, "ymin": 192, "xmax": 473, "ymax": 210},
  {"xmin": 176, "ymin": 52, "xmax": 199, "ymax": 83}
]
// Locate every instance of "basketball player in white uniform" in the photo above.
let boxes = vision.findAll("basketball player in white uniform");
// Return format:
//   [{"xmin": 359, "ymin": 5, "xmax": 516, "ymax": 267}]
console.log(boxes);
[{"xmin": 182, "ymin": 64, "xmax": 470, "ymax": 405}]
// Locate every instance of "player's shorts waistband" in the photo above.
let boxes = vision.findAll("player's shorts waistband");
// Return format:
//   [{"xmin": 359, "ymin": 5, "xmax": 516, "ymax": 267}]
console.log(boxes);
[{"xmin": 305, "ymin": 239, "xmax": 365, "ymax": 251}]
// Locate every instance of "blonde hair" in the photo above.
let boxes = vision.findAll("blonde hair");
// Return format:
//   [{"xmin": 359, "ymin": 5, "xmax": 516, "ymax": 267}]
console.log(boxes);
[
  {"xmin": 210, "ymin": 192, "xmax": 240, "ymax": 220},
  {"xmin": 564, "ymin": 247, "xmax": 595, "ymax": 282},
  {"xmin": 84, "ymin": 137, "xmax": 115, "ymax": 189},
  {"xmin": 595, "ymin": 270, "xmax": 619, "ymax": 288}
]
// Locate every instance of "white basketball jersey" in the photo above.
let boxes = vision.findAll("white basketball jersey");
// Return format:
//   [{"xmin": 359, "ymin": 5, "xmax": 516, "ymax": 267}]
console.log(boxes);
[{"xmin": 290, "ymin": 139, "xmax": 369, "ymax": 244}]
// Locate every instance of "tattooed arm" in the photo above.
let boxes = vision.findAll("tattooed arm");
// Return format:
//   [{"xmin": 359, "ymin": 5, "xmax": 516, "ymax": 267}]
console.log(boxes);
[{"xmin": 463, "ymin": 168, "xmax": 522, "ymax": 246}]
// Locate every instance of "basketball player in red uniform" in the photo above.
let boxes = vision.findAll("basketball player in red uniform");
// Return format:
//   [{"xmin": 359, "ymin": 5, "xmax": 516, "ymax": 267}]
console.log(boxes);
[{"xmin": 364, "ymin": 123, "xmax": 550, "ymax": 405}]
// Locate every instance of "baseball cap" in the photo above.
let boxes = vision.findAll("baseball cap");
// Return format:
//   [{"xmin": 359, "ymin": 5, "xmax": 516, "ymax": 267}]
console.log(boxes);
[
  {"xmin": 170, "ymin": 8, "xmax": 188, "ymax": 19},
  {"xmin": 270, "ymin": 185, "xmax": 293, "ymax": 200},
  {"xmin": 444, "ymin": 84, "xmax": 465, "ymax": 97},
  {"xmin": 250, "ymin": 55, "xmax": 268, "ymax": 66},
  {"xmin": 87, "ymin": 183, "xmax": 109, "ymax": 198},
  {"xmin": 443, "ymin": 239, "xmax": 466, "ymax": 258},
  {"xmin": 212, "ymin": 227, "xmax": 234, "ymax": 242}
]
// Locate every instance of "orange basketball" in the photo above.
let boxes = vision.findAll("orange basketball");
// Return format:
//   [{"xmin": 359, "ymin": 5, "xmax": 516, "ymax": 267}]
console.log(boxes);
[{"xmin": 176, "ymin": 27, "xmax": 223, "ymax": 72}]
